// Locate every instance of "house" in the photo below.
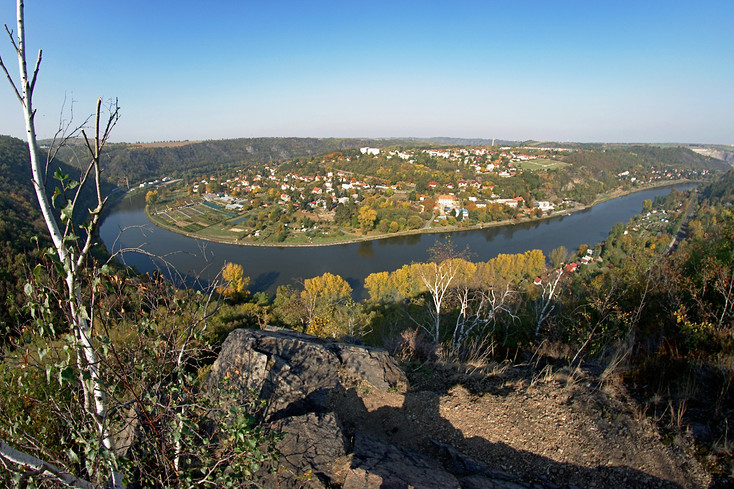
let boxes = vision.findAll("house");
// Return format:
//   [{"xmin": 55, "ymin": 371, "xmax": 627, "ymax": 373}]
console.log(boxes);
[
  {"xmin": 534, "ymin": 201, "xmax": 554, "ymax": 212},
  {"xmin": 437, "ymin": 194, "xmax": 456, "ymax": 210}
]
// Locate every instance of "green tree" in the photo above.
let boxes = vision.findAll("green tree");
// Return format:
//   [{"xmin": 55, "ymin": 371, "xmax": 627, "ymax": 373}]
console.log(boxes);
[
  {"xmin": 642, "ymin": 199, "xmax": 653, "ymax": 213},
  {"xmin": 550, "ymin": 246, "xmax": 569, "ymax": 269}
]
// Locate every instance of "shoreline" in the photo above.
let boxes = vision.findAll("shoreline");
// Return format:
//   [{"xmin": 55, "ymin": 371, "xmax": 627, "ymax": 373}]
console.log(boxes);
[{"xmin": 142, "ymin": 180, "xmax": 694, "ymax": 248}]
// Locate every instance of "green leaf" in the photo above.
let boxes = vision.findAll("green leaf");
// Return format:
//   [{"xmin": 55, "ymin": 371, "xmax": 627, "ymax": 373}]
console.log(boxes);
[
  {"xmin": 58, "ymin": 366, "xmax": 75, "ymax": 386},
  {"xmin": 67, "ymin": 448, "xmax": 80, "ymax": 463},
  {"xmin": 60, "ymin": 201, "xmax": 74, "ymax": 223},
  {"xmin": 53, "ymin": 167, "xmax": 67, "ymax": 182},
  {"xmin": 33, "ymin": 264, "xmax": 44, "ymax": 281},
  {"xmin": 52, "ymin": 187, "xmax": 62, "ymax": 207}
]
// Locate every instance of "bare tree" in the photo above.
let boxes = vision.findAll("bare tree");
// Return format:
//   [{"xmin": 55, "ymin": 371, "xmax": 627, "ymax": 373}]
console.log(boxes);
[
  {"xmin": 416, "ymin": 240, "xmax": 470, "ymax": 343},
  {"xmin": 451, "ymin": 278, "xmax": 518, "ymax": 351},
  {"xmin": 533, "ymin": 267, "xmax": 565, "ymax": 338},
  {"xmin": 0, "ymin": 1, "xmax": 123, "ymax": 487}
]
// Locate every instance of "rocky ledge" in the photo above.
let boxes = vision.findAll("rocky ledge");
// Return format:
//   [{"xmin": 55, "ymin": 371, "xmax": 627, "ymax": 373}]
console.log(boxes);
[
  {"xmin": 207, "ymin": 327, "xmax": 708, "ymax": 489},
  {"xmin": 207, "ymin": 327, "xmax": 543, "ymax": 488}
]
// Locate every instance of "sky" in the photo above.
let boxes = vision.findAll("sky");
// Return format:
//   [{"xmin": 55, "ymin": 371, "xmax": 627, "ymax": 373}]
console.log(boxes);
[{"xmin": 0, "ymin": 1, "xmax": 732, "ymax": 144}]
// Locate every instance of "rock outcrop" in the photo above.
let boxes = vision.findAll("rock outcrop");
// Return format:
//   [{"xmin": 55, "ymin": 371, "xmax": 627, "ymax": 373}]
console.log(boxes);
[{"xmin": 207, "ymin": 327, "xmax": 541, "ymax": 489}]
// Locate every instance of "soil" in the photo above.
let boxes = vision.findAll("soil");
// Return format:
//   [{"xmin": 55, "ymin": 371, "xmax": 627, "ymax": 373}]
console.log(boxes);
[{"xmin": 331, "ymin": 360, "xmax": 713, "ymax": 489}]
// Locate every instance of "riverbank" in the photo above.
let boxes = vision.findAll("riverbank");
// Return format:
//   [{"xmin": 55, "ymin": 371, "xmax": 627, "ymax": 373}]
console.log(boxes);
[{"xmin": 142, "ymin": 180, "xmax": 694, "ymax": 248}]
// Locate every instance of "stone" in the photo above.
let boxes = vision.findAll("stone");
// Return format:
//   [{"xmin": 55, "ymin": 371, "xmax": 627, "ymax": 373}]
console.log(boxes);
[
  {"xmin": 344, "ymin": 432, "xmax": 461, "ymax": 489},
  {"xmin": 427, "ymin": 438, "xmax": 490, "ymax": 477},
  {"xmin": 331, "ymin": 343, "xmax": 409, "ymax": 392},
  {"xmin": 261, "ymin": 411, "xmax": 349, "ymax": 488},
  {"xmin": 208, "ymin": 327, "xmax": 407, "ymax": 419}
]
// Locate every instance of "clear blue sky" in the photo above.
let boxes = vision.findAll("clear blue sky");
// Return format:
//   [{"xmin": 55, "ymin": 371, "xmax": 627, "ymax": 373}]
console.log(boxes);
[{"xmin": 1, "ymin": 1, "xmax": 732, "ymax": 144}]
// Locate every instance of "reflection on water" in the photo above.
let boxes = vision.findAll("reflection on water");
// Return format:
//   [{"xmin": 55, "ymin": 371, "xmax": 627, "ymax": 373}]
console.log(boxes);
[
  {"xmin": 100, "ymin": 184, "xmax": 694, "ymax": 298},
  {"xmin": 357, "ymin": 241, "xmax": 374, "ymax": 258}
]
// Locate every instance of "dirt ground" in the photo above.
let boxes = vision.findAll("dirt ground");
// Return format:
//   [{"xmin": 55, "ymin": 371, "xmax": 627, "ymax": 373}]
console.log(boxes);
[{"xmin": 332, "ymin": 360, "xmax": 713, "ymax": 489}]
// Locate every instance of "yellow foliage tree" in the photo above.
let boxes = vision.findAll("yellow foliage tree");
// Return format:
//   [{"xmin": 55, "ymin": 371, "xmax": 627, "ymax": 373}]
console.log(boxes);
[
  {"xmin": 365, "ymin": 271, "xmax": 392, "ymax": 302},
  {"xmin": 218, "ymin": 262, "xmax": 250, "ymax": 300},
  {"xmin": 358, "ymin": 205, "xmax": 377, "ymax": 232},
  {"xmin": 145, "ymin": 189, "xmax": 159, "ymax": 204},
  {"xmin": 301, "ymin": 272, "xmax": 352, "ymax": 323}
]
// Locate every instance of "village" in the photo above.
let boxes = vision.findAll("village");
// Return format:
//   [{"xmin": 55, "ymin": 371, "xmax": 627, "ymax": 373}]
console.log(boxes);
[{"xmin": 142, "ymin": 145, "xmax": 707, "ymax": 245}]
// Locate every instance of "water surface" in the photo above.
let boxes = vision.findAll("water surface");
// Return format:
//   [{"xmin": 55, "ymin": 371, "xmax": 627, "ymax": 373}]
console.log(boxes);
[{"xmin": 99, "ymin": 184, "xmax": 692, "ymax": 297}]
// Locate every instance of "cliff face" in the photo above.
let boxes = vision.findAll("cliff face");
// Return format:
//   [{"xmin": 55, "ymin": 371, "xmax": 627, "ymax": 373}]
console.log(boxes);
[
  {"xmin": 207, "ymin": 327, "xmax": 710, "ymax": 489},
  {"xmin": 690, "ymin": 147, "xmax": 734, "ymax": 166}
]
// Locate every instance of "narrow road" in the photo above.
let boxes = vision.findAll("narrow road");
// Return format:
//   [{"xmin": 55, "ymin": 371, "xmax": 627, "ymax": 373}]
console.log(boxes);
[{"xmin": 667, "ymin": 190, "xmax": 697, "ymax": 254}]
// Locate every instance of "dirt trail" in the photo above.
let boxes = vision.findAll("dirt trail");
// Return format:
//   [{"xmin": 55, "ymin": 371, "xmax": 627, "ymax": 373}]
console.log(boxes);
[{"xmin": 333, "ymin": 362, "xmax": 711, "ymax": 489}]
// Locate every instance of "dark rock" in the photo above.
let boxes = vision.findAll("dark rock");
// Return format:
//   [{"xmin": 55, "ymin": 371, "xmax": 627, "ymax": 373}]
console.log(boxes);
[
  {"xmin": 344, "ymin": 432, "xmax": 461, "ymax": 489},
  {"xmin": 259, "ymin": 411, "xmax": 349, "ymax": 488},
  {"xmin": 460, "ymin": 474, "xmax": 533, "ymax": 489},
  {"xmin": 206, "ymin": 330, "xmax": 269, "ymax": 394},
  {"xmin": 207, "ymin": 327, "xmax": 407, "ymax": 419},
  {"xmin": 427, "ymin": 438, "xmax": 490, "ymax": 476},
  {"xmin": 331, "ymin": 343, "xmax": 409, "ymax": 393}
]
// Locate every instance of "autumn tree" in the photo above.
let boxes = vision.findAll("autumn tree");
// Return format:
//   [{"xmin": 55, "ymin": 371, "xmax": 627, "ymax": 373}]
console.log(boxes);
[
  {"xmin": 358, "ymin": 205, "xmax": 377, "ymax": 233},
  {"xmin": 217, "ymin": 262, "xmax": 250, "ymax": 301},
  {"xmin": 145, "ymin": 189, "xmax": 159, "ymax": 204},
  {"xmin": 301, "ymin": 272, "xmax": 352, "ymax": 326}
]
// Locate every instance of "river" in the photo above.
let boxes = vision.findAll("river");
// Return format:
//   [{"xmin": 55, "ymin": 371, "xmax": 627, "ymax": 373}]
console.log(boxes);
[{"xmin": 99, "ymin": 184, "xmax": 692, "ymax": 298}]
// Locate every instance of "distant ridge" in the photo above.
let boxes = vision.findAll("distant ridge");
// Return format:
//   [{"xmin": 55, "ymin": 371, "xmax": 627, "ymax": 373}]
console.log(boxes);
[{"xmin": 31, "ymin": 135, "xmax": 730, "ymax": 187}]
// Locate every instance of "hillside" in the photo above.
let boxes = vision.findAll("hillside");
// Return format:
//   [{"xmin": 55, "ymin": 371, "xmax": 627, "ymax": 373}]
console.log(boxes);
[
  {"xmin": 563, "ymin": 145, "xmax": 730, "ymax": 175},
  {"xmin": 51, "ymin": 137, "xmax": 730, "ymax": 190},
  {"xmin": 0, "ymin": 136, "xmax": 47, "ymax": 326},
  {"xmin": 0, "ymin": 136, "xmax": 110, "ymax": 328},
  {"xmin": 54, "ymin": 137, "xmax": 433, "ymax": 185}
]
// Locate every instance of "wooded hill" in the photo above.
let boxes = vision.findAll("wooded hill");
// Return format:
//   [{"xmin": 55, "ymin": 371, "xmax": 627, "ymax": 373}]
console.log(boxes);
[
  {"xmin": 53, "ymin": 137, "xmax": 431, "ymax": 186},
  {"xmin": 48, "ymin": 137, "xmax": 730, "ymax": 188},
  {"xmin": 0, "ymin": 136, "xmax": 114, "ymax": 328}
]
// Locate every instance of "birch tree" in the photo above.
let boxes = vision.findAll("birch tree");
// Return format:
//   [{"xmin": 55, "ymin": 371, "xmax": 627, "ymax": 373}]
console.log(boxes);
[
  {"xmin": 0, "ymin": 1, "xmax": 123, "ymax": 486},
  {"xmin": 534, "ymin": 267, "xmax": 565, "ymax": 338},
  {"xmin": 450, "ymin": 261, "xmax": 520, "ymax": 350},
  {"xmin": 416, "ymin": 240, "xmax": 470, "ymax": 343},
  {"xmin": 1, "ymin": 5, "xmax": 278, "ymax": 488}
]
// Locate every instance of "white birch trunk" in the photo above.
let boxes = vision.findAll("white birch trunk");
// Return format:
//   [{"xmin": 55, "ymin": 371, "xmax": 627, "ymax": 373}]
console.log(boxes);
[{"xmin": 1, "ymin": 2, "xmax": 124, "ymax": 487}]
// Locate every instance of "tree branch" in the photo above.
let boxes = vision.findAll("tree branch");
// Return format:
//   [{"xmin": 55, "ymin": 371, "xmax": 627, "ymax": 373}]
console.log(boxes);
[{"xmin": 0, "ymin": 439, "xmax": 99, "ymax": 489}]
